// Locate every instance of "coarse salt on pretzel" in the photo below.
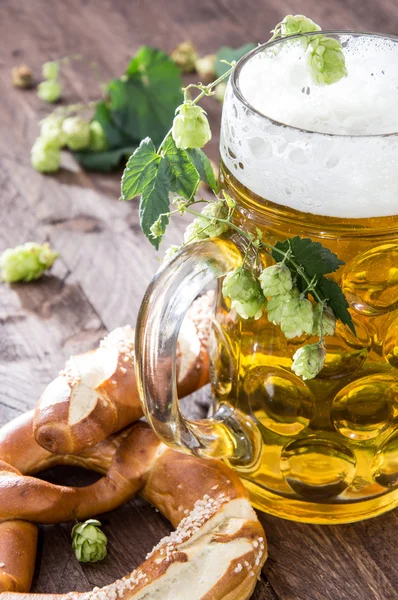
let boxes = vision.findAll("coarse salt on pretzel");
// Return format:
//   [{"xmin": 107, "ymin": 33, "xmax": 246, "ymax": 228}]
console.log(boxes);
[
  {"xmin": 34, "ymin": 292, "xmax": 213, "ymax": 455},
  {"xmin": 0, "ymin": 411, "xmax": 267, "ymax": 599}
]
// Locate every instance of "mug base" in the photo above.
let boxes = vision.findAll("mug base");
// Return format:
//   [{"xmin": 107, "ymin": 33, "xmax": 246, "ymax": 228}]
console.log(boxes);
[{"xmin": 243, "ymin": 478, "xmax": 398, "ymax": 524}]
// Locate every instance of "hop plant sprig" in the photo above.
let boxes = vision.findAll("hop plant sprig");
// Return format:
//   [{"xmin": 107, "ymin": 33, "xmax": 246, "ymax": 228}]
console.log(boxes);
[{"xmin": 120, "ymin": 13, "xmax": 355, "ymax": 380}]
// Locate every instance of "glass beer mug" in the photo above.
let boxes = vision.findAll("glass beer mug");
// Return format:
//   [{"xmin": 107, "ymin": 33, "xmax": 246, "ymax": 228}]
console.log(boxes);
[{"xmin": 136, "ymin": 32, "xmax": 398, "ymax": 523}]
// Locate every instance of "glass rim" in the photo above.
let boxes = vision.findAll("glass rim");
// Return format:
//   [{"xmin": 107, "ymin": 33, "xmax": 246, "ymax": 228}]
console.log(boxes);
[{"xmin": 232, "ymin": 30, "xmax": 398, "ymax": 139}]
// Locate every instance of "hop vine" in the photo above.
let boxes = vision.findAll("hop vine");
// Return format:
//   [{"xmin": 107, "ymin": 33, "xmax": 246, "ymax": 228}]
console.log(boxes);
[{"xmin": 120, "ymin": 13, "xmax": 354, "ymax": 381}]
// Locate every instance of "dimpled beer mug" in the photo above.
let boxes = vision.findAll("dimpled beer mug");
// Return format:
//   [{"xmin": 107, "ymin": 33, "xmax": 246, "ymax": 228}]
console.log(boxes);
[{"xmin": 136, "ymin": 32, "xmax": 398, "ymax": 523}]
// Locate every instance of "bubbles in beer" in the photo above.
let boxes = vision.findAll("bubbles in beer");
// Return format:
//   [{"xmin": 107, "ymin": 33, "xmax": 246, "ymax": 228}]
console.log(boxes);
[
  {"xmin": 244, "ymin": 367, "xmax": 314, "ymax": 436},
  {"xmin": 331, "ymin": 374, "xmax": 398, "ymax": 441},
  {"xmin": 342, "ymin": 243, "xmax": 398, "ymax": 316},
  {"xmin": 372, "ymin": 432, "xmax": 398, "ymax": 489},
  {"xmin": 383, "ymin": 316, "xmax": 398, "ymax": 368},
  {"xmin": 280, "ymin": 436, "xmax": 357, "ymax": 499}
]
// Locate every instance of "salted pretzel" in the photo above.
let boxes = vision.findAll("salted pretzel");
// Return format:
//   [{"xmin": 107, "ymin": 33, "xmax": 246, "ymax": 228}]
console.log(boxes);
[
  {"xmin": 0, "ymin": 411, "xmax": 267, "ymax": 599},
  {"xmin": 34, "ymin": 292, "xmax": 213, "ymax": 455}
]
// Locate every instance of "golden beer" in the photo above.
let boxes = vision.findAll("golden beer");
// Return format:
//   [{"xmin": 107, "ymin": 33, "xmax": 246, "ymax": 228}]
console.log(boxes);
[
  {"xmin": 212, "ymin": 163, "xmax": 398, "ymax": 522},
  {"xmin": 137, "ymin": 32, "xmax": 398, "ymax": 524}
]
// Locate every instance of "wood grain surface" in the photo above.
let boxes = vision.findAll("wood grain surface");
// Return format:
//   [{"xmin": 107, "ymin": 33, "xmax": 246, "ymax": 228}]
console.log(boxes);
[{"xmin": 0, "ymin": 1, "xmax": 397, "ymax": 598}]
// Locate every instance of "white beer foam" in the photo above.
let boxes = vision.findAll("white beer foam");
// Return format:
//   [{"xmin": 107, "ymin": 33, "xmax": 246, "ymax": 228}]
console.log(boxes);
[{"xmin": 220, "ymin": 35, "xmax": 398, "ymax": 219}]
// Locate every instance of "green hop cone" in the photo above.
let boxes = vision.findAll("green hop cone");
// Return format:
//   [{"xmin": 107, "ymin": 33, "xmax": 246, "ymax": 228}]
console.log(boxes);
[
  {"xmin": 31, "ymin": 138, "xmax": 61, "ymax": 173},
  {"xmin": 183, "ymin": 201, "xmax": 229, "ymax": 243},
  {"xmin": 172, "ymin": 103, "xmax": 211, "ymax": 150},
  {"xmin": 280, "ymin": 14, "xmax": 321, "ymax": 37},
  {"xmin": 266, "ymin": 288, "xmax": 299, "ymax": 325},
  {"xmin": 195, "ymin": 54, "xmax": 216, "ymax": 83},
  {"xmin": 222, "ymin": 267, "xmax": 265, "ymax": 320},
  {"xmin": 308, "ymin": 36, "xmax": 347, "ymax": 85},
  {"xmin": 71, "ymin": 519, "xmax": 107, "ymax": 563},
  {"xmin": 0, "ymin": 242, "xmax": 59, "ymax": 283},
  {"xmin": 150, "ymin": 216, "xmax": 166, "ymax": 241},
  {"xmin": 40, "ymin": 114, "xmax": 65, "ymax": 149},
  {"xmin": 11, "ymin": 64, "xmax": 33, "ymax": 89},
  {"xmin": 259, "ymin": 264, "xmax": 293, "ymax": 297},
  {"xmin": 312, "ymin": 303, "xmax": 336, "ymax": 337},
  {"xmin": 89, "ymin": 120, "xmax": 108, "ymax": 151},
  {"xmin": 170, "ymin": 41, "xmax": 198, "ymax": 73},
  {"xmin": 280, "ymin": 290, "xmax": 314, "ymax": 339},
  {"xmin": 292, "ymin": 343, "xmax": 326, "ymax": 380},
  {"xmin": 266, "ymin": 294, "xmax": 285, "ymax": 325},
  {"xmin": 42, "ymin": 61, "xmax": 60, "ymax": 80},
  {"xmin": 37, "ymin": 79, "xmax": 62, "ymax": 103},
  {"xmin": 62, "ymin": 116, "xmax": 91, "ymax": 151}
]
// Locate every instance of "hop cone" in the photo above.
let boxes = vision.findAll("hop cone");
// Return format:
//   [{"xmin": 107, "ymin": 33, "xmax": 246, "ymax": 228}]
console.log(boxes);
[
  {"xmin": 184, "ymin": 201, "xmax": 229, "ymax": 243},
  {"xmin": 0, "ymin": 242, "xmax": 59, "ymax": 282},
  {"xmin": 40, "ymin": 114, "xmax": 65, "ymax": 149},
  {"xmin": 259, "ymin": 264, "xmax": 293, "ymax": 297},
  {"xmin": 308, "ymin": 36, "xmax": 347, "ymax": 85},
  {"xmin": 42, "ymin": 61, "xmax": 60, "ymax": 80},
  {"xmin": 280, "ymin": 292, "xmax": 314, "ymax": 339},
  {"xmin": 172, "ymin": 102, "xmax": 211, "ymax": 150},
  {"xmin": 37, "ymin": 79, "xmax": 62, "ymax": 103},
  {"xmin": 280, "ymin": 14, "xmax": 321, "ymax": 37},
  {"xmin": 222, "ymin": 267, "xmax": 265, "ymax": 320},
  {"xmin": 62, "ymin": 116, "xmax": 91, "ymax": 151},
  {"xmin": 31, "ymin": 138, "xmax": 61, "ymax": 173},
  {"xmin": 72, "ymin": 519, "xmax": 107, "ymax": 563},
  {"xmin": 312, "ymin": 303, "xmax": 336, "ymax": 337},
  {"xmin": 292, "ymin": 343, "xmax": 326, "ymax": 380}
]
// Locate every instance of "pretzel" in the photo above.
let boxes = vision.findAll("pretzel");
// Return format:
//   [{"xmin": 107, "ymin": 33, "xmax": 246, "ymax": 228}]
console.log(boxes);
[
  {"xmin": 0, "ymin": 411, "xmax": 267, "ymax": 599},
  {"xmin": 34, "ymin": 292, "xmax": 213, "ymax": 454}
]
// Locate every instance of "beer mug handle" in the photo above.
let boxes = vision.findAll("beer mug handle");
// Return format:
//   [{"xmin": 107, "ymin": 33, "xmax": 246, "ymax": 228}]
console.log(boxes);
[{"xmin": 135, "ymin": 237, "xmax": 261, "ymax": 464}]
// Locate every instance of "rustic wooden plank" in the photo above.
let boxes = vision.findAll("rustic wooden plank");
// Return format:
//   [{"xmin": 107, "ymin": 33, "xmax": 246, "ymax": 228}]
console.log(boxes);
[{"xmin": 0, "ymin": 1, "xmax": 397, "ymax": 599}]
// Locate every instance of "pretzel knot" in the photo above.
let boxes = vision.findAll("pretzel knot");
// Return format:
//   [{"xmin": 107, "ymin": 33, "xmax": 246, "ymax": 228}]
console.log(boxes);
[
  {"xmin": 0, "ymin": 412, "xmax": 266, "ymax": 599},
  {"xmin": 0, "ymin": 302, "xmax": 267, "ymax": 599}
]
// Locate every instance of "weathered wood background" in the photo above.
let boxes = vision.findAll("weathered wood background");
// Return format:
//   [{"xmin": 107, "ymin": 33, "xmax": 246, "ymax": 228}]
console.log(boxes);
[{"xmin": 0, "ymin": 1, "xmax": 397, "ymax": 598}]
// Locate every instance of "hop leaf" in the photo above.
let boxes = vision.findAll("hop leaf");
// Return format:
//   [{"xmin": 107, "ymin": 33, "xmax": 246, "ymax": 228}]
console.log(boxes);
[
  {"xmin": 42, "ymin": 61, "xmax": 60, "ymax": 80},
  {"xmin": 37, "ymin": 79, "xmax": 62, "ymax": 103},
  {"xmin": 31, "ymin": 139, "xmax": 61, "ymax": 173},
  {"xmin": 170, "ymin": 41, "xmax": 198, "ymax": 73},
  {"xmin": 312, "ymin": 303, "xmax": 336, "ymax": 337},
  {"xmin": 72, "ymin": 519, "xmax": 107, "ymax": 563},
  {"xmin": 259, "ymin": 264, "xmax": 293, "ymax": 297},
  {"xmin": 292, "ymin": 343, "xmax": 326, "ymax": 380},
  {"xmin": 183, "ymin": 201, "xmax": 229, "ymax": 243},
  {"xmin": 40, "ymin": 114, "xmax": 65, "ymax": 149},
  {"xmin": 308, "ymin": 36, "xmax": 347, "ymax": 85},
  {"xmin": 62, "ymin": 116, "xmax": 91, "ymax": 151},
  {"xmin": 280, "ymin": 291, "xmax": 314, "ymax": 339},
  {"xmin": 172, "ymin": 103, "xmax": 211, "ymax": 150},
  {"xmin": 222, "ymin": 267, "xmax": 265, "ymax": 320},
  {"xmin": 0, "ymin": 242, "xmax": 59, "ymax": 283}
]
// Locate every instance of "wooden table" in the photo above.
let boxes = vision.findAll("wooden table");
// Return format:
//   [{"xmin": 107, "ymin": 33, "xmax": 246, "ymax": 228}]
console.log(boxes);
[{"xmin": 0, "ymin": 1, "xmax": 397, "ymax": 598}]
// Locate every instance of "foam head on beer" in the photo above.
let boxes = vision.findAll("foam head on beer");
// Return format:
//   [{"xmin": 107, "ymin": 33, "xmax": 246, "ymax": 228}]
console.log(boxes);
[{"xmin": 220, "ymin": 33, "xmax": 398, "ymax": 218}]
